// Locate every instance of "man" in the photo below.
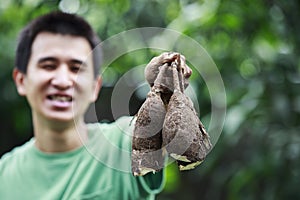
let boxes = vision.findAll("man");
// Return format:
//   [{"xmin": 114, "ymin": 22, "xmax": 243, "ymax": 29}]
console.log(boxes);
[{"xmin": 0, "ymin": 11, "xmax": 191, "ymax": 199}]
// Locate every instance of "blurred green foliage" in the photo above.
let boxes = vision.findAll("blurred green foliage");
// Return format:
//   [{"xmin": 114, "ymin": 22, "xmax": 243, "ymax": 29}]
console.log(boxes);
[{"xmin": 0, "ymin": 0, "xmax": 299, "ymax": 199}]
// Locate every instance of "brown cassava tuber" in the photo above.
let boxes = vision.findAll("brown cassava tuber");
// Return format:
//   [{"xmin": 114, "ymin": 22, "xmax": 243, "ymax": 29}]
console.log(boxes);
[
  {"xmin": 132, "ymin": 52, "xmax": 211, "ymax": 176},
  {"xmin": 131, "ymin": 64, "xmax": 169, "ymax": 176},
  {"xmin": 162, "ymin": 62, "xmax": 212, "ymax": 170}
]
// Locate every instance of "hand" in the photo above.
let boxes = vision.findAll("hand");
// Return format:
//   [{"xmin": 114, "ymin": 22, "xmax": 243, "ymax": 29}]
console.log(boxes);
[{"xmin": 145, "ymin": 52, "xmax": 192, "ymax": 87}]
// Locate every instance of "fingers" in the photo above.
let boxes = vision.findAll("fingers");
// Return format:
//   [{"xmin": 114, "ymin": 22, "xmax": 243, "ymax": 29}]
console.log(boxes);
[
  {"xmin": 145, "ymin": 52, "xmax": 193, "ymax": 87},
  {"xmin": 159, "ymin": 52, "xmax": 180, "ymax": 64},
  {"xmin": 178, "ymin": 55, "xmax": 192, "ymax": 79},
  {"xmin": 157, "ymin": 52, "xmax": 193, "ymax": 79}
]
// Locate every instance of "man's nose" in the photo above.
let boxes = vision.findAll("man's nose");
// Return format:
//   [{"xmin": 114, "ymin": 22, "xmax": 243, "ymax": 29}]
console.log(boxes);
[{"xmin": 51, "ymin": 65, "xmax": 73, "ymax": 89}]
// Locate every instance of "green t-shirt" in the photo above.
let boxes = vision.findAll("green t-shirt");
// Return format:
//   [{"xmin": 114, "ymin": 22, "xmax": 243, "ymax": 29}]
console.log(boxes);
[{"xmin": 0, "ymin": 116, "xmax": 165, "ymax": 200}]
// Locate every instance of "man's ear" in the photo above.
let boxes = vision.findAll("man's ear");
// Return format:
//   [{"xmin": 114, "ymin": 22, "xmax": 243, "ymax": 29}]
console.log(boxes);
[
  {"xmin": 13, "ymin": 68, "xmax": 27, "ymax": 96},
  {"xmin": 91, "ymin": 76, "xmax": 102, "ymax": 102}
]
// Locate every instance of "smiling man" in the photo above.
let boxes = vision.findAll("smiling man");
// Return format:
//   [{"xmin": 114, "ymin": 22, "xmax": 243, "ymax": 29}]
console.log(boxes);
[
  {"xmin": 14, "ymin": 31, "xmax": 100, "ymax": 153},
  {"xmin": 0, "ymin": 11, "xmax": 169, "ymax": 199}
]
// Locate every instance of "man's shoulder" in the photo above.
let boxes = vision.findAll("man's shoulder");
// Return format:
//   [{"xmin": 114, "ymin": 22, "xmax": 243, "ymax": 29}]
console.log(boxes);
[
  {"xmin": 88, "ymin": 116, "xmax": 134, "ymax": 132},
  {"xmin": 87, "ymin": 116, "xmax": 135, "ymax": 143},
  {"xmin": 1, "ymin": 139, "xmax": 34, "ymax": 161},
  {"xmin": 86, "ymin": 116, "xmax": 135, "ymax": 173},
  {"xmin": 0, "ymin": 139, "xmax": 34, "ymax": 172}
]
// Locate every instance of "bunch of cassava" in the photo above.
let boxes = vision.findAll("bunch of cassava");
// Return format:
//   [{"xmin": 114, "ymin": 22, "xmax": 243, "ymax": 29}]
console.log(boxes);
[{"xmin": 132, "ymin": 52, "xmax": 212, "ymax": 176}]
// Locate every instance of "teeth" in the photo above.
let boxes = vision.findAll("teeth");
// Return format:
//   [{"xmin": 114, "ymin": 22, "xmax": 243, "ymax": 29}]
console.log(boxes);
[{"xmin": 49, "ymin": 95, "xmax": 72, "ymax": 102}]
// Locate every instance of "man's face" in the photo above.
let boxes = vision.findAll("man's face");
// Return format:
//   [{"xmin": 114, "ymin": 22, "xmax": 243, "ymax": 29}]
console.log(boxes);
[{"xmin": 14, "ymin": 32, "xmax": 101, "ymax": 123}]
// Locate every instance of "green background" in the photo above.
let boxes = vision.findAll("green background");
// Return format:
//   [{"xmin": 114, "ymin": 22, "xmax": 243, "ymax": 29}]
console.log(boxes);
[{"xmin": 0, "ymin": 0, "xmax": 299, "ymax": 199}]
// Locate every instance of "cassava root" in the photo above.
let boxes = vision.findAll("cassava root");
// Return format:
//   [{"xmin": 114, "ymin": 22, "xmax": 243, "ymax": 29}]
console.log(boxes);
[
  {"xmin": 162, "ymin": 62, "xmax": 212, "ymax": 171},
  {"xmin": 132, "ymin": 52, "xmax": 211, "ymax": 176}
]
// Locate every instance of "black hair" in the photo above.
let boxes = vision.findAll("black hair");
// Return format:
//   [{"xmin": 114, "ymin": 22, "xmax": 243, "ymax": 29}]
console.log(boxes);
[{"xmin": 15, "ymin": 11, "xmax": 102, "ymax": 78}]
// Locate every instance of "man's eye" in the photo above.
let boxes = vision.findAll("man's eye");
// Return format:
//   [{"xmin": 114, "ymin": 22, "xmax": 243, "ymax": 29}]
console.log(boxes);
[
  {"xmin": 70, "ymin": 65, "xmax": 81, "ymax": 73},
  {"xmin": 41, "ymin": 64, "xmax": 56, "ymax": 70}
]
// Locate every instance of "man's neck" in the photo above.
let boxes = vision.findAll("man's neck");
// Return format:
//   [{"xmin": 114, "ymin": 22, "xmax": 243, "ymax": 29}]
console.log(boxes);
[{"xmin": 32, "ymin": 115, "xmax": 88, "ymax": 153}]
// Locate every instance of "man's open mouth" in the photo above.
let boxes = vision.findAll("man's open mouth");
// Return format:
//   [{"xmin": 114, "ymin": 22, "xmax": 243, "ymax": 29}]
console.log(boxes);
[{"xmin": 48, "ymin": 95, "xmax": 73, "ymax": 102}]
